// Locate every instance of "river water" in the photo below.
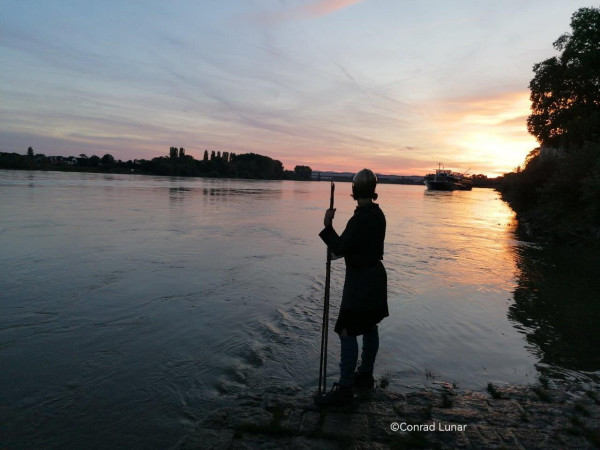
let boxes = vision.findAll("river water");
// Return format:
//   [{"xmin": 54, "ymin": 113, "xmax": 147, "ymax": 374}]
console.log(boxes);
[{"xmin": 1, "ymin": 170, "xmax": 598, "ymax": 448}]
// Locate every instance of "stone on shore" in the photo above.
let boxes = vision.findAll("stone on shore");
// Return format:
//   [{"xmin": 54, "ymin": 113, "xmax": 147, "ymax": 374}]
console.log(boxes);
[{"xmin": 176, "ymin": 383, "xmax": 600, "ymax": 449}]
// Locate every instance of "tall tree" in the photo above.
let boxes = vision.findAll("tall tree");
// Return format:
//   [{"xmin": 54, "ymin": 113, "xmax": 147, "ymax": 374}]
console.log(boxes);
[
  {"xmin": 101, "ymin": 154, "xmax": 115, "ymax": 165},
  {"xmin": 203, "ymin": 150, "xmax": 209, "ymax": 161},
  {"xmin": 294, "ymin": 165, "xmax": 313, "ymax": 180},
  {"xmin": 527, "ymin": 7, "xmax": 600, "ymax": 149},
  {"xmin": 27, "ymin": 146, "xmax": 34, "ymax": 157}
]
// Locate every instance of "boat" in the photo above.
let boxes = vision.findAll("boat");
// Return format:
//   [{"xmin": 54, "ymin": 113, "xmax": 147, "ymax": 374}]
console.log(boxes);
[{"xmin": 423, "ymin": 164, "xmax": 472, "ymax": 191}]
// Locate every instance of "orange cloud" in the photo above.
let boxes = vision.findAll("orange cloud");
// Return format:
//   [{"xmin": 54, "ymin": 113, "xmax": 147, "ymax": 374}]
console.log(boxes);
[
  {"xmin": 299, "ymin": 0, "xmax": 366, "ymax": 18},
  {"xmin": 253, "ymin": 0, "xmax": 366, "ymax": 24}
]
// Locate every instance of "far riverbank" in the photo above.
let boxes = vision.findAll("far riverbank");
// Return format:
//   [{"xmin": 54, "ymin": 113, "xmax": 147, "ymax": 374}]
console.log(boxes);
[{"xmin": 0, "ymin": 151, "xmax": 501, "ymax": 187}]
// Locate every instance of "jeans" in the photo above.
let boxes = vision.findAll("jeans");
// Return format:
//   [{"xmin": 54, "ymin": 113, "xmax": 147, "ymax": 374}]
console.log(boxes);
[{"xmin": 338, "ymin": 325, "xmax": 379, "ymax": 387}]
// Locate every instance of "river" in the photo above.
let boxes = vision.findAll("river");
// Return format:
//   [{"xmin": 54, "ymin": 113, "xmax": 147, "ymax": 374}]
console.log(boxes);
[{"xmin": 1, "ymin": 170, "xmax": 598, "ymax": 448}]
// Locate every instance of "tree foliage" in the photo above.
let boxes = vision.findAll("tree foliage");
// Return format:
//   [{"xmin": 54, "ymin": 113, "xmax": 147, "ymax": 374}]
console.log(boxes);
[
  {"xmin": 527, "ymin": 7, "xmax": 600, "ymax": 148},
  {"xmin": 1, "ymin": 147, "xmax": 310, "ymax": 182},
  {"xmin": 228, "ymin": 153, "xmax": 284, "ymax": 179},
  {"xmin": 294, "ymin": 165, "xmax": 312, "ymax": 180},
  {"xmin": 501, "ymin": 7, "xmax": 600, "ymax": 244},
  {"xmin": 101, "ymin": 154, "xmax": 115, "ymax": 165}
]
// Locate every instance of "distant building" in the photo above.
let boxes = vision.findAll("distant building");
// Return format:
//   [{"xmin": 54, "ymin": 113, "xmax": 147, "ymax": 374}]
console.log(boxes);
[{"xmin": 48, "ymin": 156, "xmax": 78, "ymax": 165}]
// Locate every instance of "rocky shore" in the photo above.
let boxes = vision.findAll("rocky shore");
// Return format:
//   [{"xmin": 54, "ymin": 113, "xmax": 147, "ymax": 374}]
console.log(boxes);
[{"xmin": 176, "ymin": 382, "xmax": 599, "ymax": 449}]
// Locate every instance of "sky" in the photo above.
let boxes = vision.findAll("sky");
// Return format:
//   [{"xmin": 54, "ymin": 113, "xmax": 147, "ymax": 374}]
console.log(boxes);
[{"xmin": 0, "ymin": 1, "xmax": 592, "ymax": 176}]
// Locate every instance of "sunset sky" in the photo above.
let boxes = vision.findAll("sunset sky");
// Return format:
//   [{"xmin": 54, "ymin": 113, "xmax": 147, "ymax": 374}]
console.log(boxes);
[{"xmin": 0, "ymin": 1, "xmax": 590, "ymax": 176}]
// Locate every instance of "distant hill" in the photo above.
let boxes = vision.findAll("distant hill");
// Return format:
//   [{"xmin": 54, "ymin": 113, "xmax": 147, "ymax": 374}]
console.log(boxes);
[{"xmin": 311, "ymin": 171, "xmax": 423, "ymax": 185}]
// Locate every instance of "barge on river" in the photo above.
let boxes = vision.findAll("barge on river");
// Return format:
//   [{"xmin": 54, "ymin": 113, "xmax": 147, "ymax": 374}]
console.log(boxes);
[{"xmin": 423, "ymin": 164, "xmax": 472, "ymax": 191}]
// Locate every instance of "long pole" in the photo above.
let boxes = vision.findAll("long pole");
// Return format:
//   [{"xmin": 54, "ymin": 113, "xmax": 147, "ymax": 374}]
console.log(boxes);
[{"xmin": 318, "ymin": 181, "xmax": 335, "ymax": 396}]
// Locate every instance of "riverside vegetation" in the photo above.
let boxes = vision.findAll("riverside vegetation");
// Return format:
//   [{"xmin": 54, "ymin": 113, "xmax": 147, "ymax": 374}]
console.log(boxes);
[
  {"xmin": 498, "ymin": 7, "xmax": 600, "ymax": 245},
  {"xmin": 0, "ymin": 147, "xmax": 314, "ymax": 181}
]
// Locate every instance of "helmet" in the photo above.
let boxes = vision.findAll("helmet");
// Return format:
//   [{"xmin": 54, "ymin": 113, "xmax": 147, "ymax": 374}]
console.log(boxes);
[{"xmin": 352, "ymin": 168, "xmax": 378, "ymax": 200}]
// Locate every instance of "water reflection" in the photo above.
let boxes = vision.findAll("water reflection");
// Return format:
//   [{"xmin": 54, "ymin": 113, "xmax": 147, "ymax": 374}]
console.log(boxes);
[
  {"xmin": 169, "ymin": 187, "xmax": 190, "ymax": 203},
  {"xmin": 201, "ymin": 187, "xmax": 282, "ymax": 198},
  {"xmin": 510, "ymin": 242, "xmax": 600, "ymax": 378}
]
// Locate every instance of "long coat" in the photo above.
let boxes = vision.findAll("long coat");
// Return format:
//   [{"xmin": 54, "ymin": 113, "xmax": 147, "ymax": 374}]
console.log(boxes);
[{"xmin": 319, "ymin": 203, "xmax": 388, "ymax": 335}]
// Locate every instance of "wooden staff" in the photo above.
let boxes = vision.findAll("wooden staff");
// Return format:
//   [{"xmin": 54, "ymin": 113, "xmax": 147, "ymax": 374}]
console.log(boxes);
[{"xmin": 318, "ymin": 181, "xmax": 335, "ymax": 396}]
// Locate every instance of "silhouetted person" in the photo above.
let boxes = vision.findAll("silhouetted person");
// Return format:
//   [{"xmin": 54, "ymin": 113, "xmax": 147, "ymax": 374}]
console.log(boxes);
[{"xmin": 316, "ymin": 169, "xmax": 388, "ymax": 406}]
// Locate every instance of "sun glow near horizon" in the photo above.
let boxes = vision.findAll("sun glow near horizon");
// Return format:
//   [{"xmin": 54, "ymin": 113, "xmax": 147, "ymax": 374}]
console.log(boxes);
[
  {"xmin": 452, "ymin": 92, "xmax": 538, "ymax": 177},
  {"xmin": 301, "ymin": 91, "xmax": 538, "ymax": 178},
  {"xmin": 416, "ymin": 90, "xmax": 538, "ymax": 178}
]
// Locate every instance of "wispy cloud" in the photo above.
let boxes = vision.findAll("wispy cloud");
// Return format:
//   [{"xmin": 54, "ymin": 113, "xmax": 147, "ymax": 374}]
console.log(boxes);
[
  {"xmin": 298, "ymin": 0, "xmax": 366, "ymax": 18},
  {"xmin": 252, "ymin": 0, "xmax": 366, "ymax": 25}
]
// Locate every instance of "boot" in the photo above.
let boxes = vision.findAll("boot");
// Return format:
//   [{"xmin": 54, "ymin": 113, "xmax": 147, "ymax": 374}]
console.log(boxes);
[
  {"xmin": 315, "ymin": 383, "xmax": 354, "ymax": 407},
  {"xmin": 353, "ymin": 371, "xmax": 375, "ymax": 391}
]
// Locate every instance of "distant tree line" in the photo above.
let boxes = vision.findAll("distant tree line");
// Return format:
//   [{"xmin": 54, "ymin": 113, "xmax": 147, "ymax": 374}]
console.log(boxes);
[
  {"xmin": 470, "ymin": 174, "xmax": 500, "ymax": 188},
  {"xmin": 142, "ymin": 147, "xmax": 290, "ymax": 179},
  {"xmin": 0, "ymin": 146, "xmax": 313, "ymax": 181},
  {"xmin": 499, "ymin": 7, "xmax": 600, "ymax": 244}
]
